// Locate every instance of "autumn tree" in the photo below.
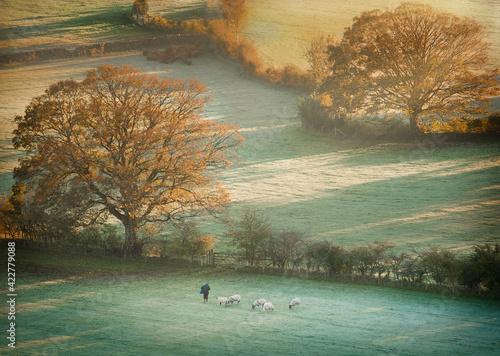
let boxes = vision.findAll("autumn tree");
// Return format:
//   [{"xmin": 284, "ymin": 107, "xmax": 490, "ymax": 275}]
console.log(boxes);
[
  {"xmin": 320, "ymin": 2, "xmax": 499, "ymax": 134},
  {"xmin": 132, "ymin": 0, "xmax": 148, "ymax": 17},
  {"xmin": 12, "ymin": 65, "xmax": 243, "ymax": 254},
  {"xmin": 221, "ymin": 0, "xmax": 248, "ymax": 38},
  {"xmin": 305, "ymin": 34, "xmax": 337, "ymax": 89}
]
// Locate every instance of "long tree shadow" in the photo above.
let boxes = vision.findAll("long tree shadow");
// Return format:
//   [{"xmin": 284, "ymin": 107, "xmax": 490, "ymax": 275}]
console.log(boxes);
[{"xmin": 226, "ymin": 159, "xmax": 500, "ymax": 251}]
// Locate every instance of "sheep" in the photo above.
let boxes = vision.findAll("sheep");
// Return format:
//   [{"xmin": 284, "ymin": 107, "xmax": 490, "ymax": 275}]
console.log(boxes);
[
  {"xmin": 252, "ymin": 298, "xmax": 266, "ymax": 309},
  {"xmin": 228, "ymin": 294, "xmax": 241, "ymax": 304},
  {"xmin": 262, "ymin": 302, "xmax": 274, "ymax": 311},
  {"xmin": 289, "ymin": 298, "xmax": 301, "ymax": 309},
  {"xmin": 216, "ymin": 296, "xmax": 229, "ymax": 305}
]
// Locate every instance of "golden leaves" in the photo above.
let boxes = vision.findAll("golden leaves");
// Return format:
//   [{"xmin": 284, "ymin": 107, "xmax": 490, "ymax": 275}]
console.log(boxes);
[
  {"xmin": 322, "ymin": 3, "xmax": 499, "ymax": 133},
  {"xmin": 13, "ymin": 65, "xmax": 244, "ymax": 234}
]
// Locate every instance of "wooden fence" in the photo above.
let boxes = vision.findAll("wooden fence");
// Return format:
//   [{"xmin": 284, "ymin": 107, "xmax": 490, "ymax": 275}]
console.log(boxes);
[{"xmin": 200, "ymin": 250, "xmax": 249, "ymax": 267}]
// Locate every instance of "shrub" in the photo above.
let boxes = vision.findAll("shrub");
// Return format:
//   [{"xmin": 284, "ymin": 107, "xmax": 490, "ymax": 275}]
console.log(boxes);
[
  {"xmin": 281, "ymin": 64, "xmax": 304, "ymax": 88},
  {"xmin": 267, "ymin": 230, "xmax": 305, "ymax": 269},
  {"xmin": 167, "ymin": 221, "xmax": 214, "ymax": 260},
  {"xmin": 235, "ymin": 39, "xmax": 264, "ymax": 77},
  {"xmin": 208, "ymin": 19, "xmax": 239, "ymax": 56},
  {"xmin": 299, "ymin": 94, "xmax": 338, "ymax": 132},
  {"xmin": 324, "ymin": 243, "xmax": 350, "ymax": 277},
  {"xmin": 421, "ymin": 111, "xmax": 500, "ymax": 134},
  {"xmin": 182, "ymin": 20, "xmax": 208, "ymax": 35},
  {"xmin": 132, "ymin": 0, "xmax": 148, "ymax": 17},
  {"xmin": 305, "ymin": 241, "xmax": 331, "ymax": 272},
  {"xmin": 344, "ymin": 115, "xmax": 411, "ymax": 138},
  {"xmin": 143, "ymin": 44, "xmax": 201, "ymax": 65},
  {"xmin": 482, "ymin": 111, "xmax": 500, "ymax": 133}
]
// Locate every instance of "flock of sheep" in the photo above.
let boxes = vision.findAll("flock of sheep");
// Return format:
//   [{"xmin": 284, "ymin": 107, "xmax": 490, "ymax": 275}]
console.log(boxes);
[{"xmin": 215, "ymin": 295, "xmax": 301, "ymax": 311}]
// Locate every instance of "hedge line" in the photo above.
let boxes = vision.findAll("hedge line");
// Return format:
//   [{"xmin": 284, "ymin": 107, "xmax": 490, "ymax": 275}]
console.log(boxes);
[{"xmin": 0, "ymin": 34, "xmax": 207, "ymax": 66}]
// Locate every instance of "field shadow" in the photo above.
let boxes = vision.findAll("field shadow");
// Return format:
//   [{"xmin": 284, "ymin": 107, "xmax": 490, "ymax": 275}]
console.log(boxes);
[
  {"xmin": 0, "ymin": 5, "xmax": 146, "ymax": 49},
  {"xmin": 231, "ymin": 161, "xmax": 500, "ymax": 250}
]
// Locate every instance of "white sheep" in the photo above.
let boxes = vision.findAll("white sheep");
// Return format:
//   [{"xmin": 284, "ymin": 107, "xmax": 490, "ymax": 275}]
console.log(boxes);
[
  {"xmin": 228, "ymin": 294, "xmax": 241, "ymax": 304},
  {"xmin": 289, "ymin": 297, "xmax": 301, "ymax": 309},
  {"xmin": 252, "ymin": 298, "xmax": 266, "ymax": 309},
  {"xmin": 262, "ymin": 302, "xmax": 274, "ymax": 311},
  {"xmin": 216, "ymin": 296, "xmax": 228, "ymax": 305}
]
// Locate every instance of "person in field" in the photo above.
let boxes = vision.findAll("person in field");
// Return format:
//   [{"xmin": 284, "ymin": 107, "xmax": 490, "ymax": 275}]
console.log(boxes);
[{"xmin": 201, "ymin": 283, "xmax": 210, "ymax": 303}]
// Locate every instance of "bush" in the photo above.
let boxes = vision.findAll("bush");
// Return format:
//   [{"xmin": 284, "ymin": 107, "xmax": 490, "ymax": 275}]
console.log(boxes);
[
  {"xmin": 182, "ymin": 20, "xmax": 209, "ymax": 35},
  {"xmin": 234, "ymin": 39, "xmax": 264, "ymax": 77},
  {"xmin": 267, "ymin": 229, "xmax": 305, "ymax": 269},
  {"xmin": 132, "ymin": 0, "xmax": 148, "ymax": 17},
  {"xmin": 226, "ymin": 209, "xmax": 272, "ymax": 266},
  {"xmin": 483, "ymin": 111, "xmax": 500, "ymax": 133},
  {"xmin": 159, "ymin": 221, "xmax": 216, "ymax": 261},
  {"xmin": 282, "ymin": 64, "xmax": 304, "ymax": 88},
  {"xmin": 421, "ymin": 111, "xmax": 500, "ymax": 134},
  {"xmin": 299, "ymin": 94, "xmax": 338, "ymax": 132}
]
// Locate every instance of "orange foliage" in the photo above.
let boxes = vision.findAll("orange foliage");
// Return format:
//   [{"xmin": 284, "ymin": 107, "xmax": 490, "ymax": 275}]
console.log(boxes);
[
  {"xmin": 321, "ymin": 3, "xmax": 499, "ymax": 134},
  {"xmin": 12, "ymin": 65, "xmax": 244, "ymax": 250}
]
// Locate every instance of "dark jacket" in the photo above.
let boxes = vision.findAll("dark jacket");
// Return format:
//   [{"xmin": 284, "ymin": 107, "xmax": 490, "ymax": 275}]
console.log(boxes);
[{"xmin": 201, "ymin": 284, "xmax": 210, "ymax": 293}]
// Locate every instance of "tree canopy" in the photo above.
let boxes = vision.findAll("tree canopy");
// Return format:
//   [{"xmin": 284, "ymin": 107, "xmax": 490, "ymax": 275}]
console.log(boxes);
[
  {"xmin": 319, "ymin": 2, "xmax": 499, "ymax": 134},
  {"xmin": 221, "ymin": 0, "xmax": 248, "ymax": 36},
  {"xmin": 12, "ymin": 65, "xmax": 244, "ymax": 253}
]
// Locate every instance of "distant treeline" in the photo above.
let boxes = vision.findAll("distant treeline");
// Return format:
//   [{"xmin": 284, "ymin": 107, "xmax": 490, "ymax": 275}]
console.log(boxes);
[
  {"xmin": 233, "ymin": 241, "xmax": 500, "ymax": 299},
  {"xmin": 0, "ymin": 35, "xmax": 206, "ymax": 66}
]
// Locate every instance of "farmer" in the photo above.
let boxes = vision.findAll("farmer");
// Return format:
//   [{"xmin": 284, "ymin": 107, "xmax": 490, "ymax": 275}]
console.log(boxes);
[{"xmin": 201, "ymin": 283, "xmax": 210, "ymax": 303}]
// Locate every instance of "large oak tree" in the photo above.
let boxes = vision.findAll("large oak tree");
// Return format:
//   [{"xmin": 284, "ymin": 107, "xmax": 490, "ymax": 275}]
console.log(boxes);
[
  {"xmin": 12, "ymin": 65, "xmax": 244, "ymax": 252},
  {"xmin": 321, "ymin": 3, "xmax": 499, "ymax": 134}
]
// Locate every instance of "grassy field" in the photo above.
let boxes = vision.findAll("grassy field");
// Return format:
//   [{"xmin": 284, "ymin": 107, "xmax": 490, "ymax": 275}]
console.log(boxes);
[
  {"xmin": 1, "ymin": 2, "xmax": 499, "ymax": 252},
  {"xmin": 1, "ymin": 50, "xmax": 499, "ymax": 252},
  {"xmin": 1, "ymin": 2, "xmax": 499, "ymax": 355},
  {"xmin": 1, "ymin": 247, "xmax": 500, "ymax": 355},
  {"xmin": 0, "ymin": 1, "xmax": 153, "ymax": 54}
]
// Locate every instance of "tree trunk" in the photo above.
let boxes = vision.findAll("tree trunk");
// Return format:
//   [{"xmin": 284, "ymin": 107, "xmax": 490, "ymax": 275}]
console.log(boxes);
[
  {"xmin": 123, "ymin": 217, "xmax": 140, "ymax": 256},
  {"xmin": 409, "ymin": 108, "xmax": 422, "ymax": 135}
]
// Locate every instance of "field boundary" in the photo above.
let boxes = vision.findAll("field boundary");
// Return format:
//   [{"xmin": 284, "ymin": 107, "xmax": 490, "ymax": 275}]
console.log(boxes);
[{"xmin": 0, "ymin": 34, "xmax": 207, "ymax": 66}]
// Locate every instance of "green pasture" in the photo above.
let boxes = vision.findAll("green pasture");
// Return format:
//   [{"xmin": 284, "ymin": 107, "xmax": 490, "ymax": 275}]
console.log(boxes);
[
  {"xmin": 2, "ymin": 248, "xmax": 500, "ymax": 355},
  {"xmin": 1, "ymin": 50, "xmax": 499, "ymax": 252},
  {"xmin": 0, "ymin": 0, "xmax": 499, "ymax": 253}
]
